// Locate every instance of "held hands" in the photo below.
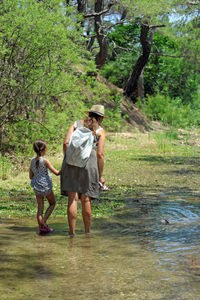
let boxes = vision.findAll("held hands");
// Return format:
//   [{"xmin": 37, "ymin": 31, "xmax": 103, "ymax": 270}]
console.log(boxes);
[
  {"xmin": 57, "ymin": 170, "xmax": 61, "ymax": 176},
  {"xmin": 99, "ymin": 176, "xmax": 105, "ymax": 185}
]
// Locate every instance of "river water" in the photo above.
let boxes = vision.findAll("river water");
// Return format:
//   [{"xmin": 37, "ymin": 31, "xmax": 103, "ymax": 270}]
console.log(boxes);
[{"xmin": 1, "ymin": 192, "xmax": 200, "ymax": 299}]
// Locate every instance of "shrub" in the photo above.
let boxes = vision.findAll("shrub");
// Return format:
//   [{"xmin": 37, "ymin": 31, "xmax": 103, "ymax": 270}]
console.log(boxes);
[{"xmin": 137, "ymin": 93, "xmax": 200, "ymax": 128}]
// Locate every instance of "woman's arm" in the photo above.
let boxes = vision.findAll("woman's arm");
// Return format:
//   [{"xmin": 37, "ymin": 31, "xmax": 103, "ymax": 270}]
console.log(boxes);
[
  {"xmin": 29, "ymin": 168, "xmax": 34, "ymax": 179},
  {"xmin": 44, "ymin": 159, "xmax": 60, "ymax": 176},
  {"xmin": 63, "ymin": 122, "xmax": 76, "ymax": 155},
  {"xmin": 97, "ymin": 129, "xmax": 105, "ymax": 184}
]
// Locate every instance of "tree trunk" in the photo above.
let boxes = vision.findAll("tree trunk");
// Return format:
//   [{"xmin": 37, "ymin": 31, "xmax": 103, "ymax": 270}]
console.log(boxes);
[
  {"xmin": 77, "ymin": 0, "xmax": 87, "ymax": 13},
  {"xmin": 94, "ymin": 0, "xmax": 108, "ymax": 69},
  {"xmin": 77, "ymin": 0, "xmax": 88, "ymax": 26},
  {"xmin": 124, "ymin": 22, "xmax": 156, "ymax": 102},
  {"xmin": 137, "ymin": 68, "xmax": 145, "ymax": 99}
]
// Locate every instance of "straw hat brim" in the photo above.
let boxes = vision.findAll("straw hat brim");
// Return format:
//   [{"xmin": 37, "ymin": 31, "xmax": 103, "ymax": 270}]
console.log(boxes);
[{"xmin": 84, "ymin": 110, "xmax": 107, "ymax": 118}]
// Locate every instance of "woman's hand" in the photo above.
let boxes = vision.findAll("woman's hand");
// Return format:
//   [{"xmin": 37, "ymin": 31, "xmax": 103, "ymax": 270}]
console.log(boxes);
[{"xmin": 99, "ymin": 176, "xmax": 105, "ymax": 185}]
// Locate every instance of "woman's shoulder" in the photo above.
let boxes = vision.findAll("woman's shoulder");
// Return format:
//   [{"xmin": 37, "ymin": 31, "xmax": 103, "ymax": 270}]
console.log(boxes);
[{"xmin": 98, "ymin": 127, "xmax": 105, "ymax": 135}]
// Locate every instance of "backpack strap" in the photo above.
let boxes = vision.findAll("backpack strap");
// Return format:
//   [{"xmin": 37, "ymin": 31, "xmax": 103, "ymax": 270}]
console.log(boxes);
[
  {"xmin": 74, "ymin": 120, "xmax": 83, "ymax": 129},
  {"xmin": 95, "ymin": 127, "xmax": 102, "ymax": 135}
]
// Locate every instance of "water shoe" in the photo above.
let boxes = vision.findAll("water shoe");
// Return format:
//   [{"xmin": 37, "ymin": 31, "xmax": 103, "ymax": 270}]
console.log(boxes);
[
  {"xmin": 99, "ymin": 182, "xmax": 109, "ymax": 191},
  {"xmin": 40, "ymin": 226, "xmax": 53, "ymax": 233}
]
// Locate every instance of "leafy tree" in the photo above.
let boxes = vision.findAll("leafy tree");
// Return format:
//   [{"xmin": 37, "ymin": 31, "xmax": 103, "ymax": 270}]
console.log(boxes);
[
  {"xmin": 77, "ymin": 0, "xmax": 200, "ymax": 101},
  {"xmin": 0, "ymin": 0, "xmax": 92, "ymax": 148},
  {"xmin": 101, "ymin": 22, "xmax": 200, "ymax": 104},
  {"xmin": 100, "ymin": 23, "xmax": 140, "ymax": 87}
]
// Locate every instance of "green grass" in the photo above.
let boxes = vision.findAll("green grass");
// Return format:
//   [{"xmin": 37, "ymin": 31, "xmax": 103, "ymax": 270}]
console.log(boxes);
[{"xmin": 1, "ymin": 128, "xmax": 200, "ymax": 219}]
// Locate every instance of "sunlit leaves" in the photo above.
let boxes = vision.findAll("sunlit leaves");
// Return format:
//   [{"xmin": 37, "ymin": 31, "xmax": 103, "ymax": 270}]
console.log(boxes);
[{"xmin": 0, "ymin": 0, "xmax": 92, "ymax": 128}]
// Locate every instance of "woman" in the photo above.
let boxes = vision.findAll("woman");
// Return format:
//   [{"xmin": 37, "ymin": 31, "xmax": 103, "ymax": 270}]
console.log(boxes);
[{"xmin": 61, "ymin": 104, "xmax": 106, "ymax": 236}]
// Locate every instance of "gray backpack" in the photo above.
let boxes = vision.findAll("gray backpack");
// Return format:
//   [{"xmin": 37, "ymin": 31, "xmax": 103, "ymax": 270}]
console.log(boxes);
[{"xmin": 66, "ymin": 126, "xmax": 102, "ymax": 168}]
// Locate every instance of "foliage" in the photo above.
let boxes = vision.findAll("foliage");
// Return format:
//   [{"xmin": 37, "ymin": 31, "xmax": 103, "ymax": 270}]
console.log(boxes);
[
  {"xmin": 1, "ymin": 0, "xmax": 200, "ymax": 157},
  {"xmin": 2, "ymin": 79, "xmax": 124, "ymax": 154},
  {"xmin": 0, "ymin": 0, "xmax": 92, "ymax": 136},
  {"xmin": 121, "ymin": 0, "xmax": 172, "ymax": 18},
  {"xmin": 168, "ymin": 3, "xmax": 200, "ymax": 66},
  {"xmin": 137, "ymin": 93, "xmax": 200, "ymax": 128},
  {"xmin": 0, "ymin": 0, "xmax": 125, "ymax": 154},
  {"xmin": 144, "ymin": 33, "xmax": 200, "ymax": 104},
  {"xmin": 2, "ymin": 128, "xmax": 200, "ymax": 219},
  {"xmin": 101, "ymin": 23, "xmax": 200, "ymax": 106},
  {"xmin": 100, "ymin": 23, "xmax": 140, "ymax": 87}
]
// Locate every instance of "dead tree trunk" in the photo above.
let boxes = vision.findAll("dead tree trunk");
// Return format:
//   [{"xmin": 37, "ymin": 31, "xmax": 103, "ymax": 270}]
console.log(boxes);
[{"xmin": 124, "ymin": 22, "xmax": 158, "ymax": 102}]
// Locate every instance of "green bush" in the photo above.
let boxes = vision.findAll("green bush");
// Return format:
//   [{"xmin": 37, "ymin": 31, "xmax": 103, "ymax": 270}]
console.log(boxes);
[
  {"xmin": 137, "ymin": 93, "xmax": 200, "ymax": 128},
  {"xmin": 100, "ymin": 53, "xmax": 136, "ymax": 88},
  {"xmin": 2, "ymin": 80, "xmax": 125, "ymax": 155}
]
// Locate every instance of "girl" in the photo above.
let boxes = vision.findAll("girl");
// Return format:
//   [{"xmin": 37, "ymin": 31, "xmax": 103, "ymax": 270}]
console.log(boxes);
[{"xmin": 29, "ymin": 140, "xmax": 60, "ymax": 233}]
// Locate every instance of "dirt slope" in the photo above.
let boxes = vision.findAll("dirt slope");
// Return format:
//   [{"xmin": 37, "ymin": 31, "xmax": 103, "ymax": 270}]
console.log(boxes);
[{"xmin": 97, "ymin": 74, "xmax": 150, "ymax": 132}]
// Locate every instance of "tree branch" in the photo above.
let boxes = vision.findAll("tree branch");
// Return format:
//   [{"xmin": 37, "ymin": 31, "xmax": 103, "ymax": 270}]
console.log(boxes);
[
  {"xmin": 28, "ymin": 119, "xmax": 51, "ymax": 133},
  {"xmin": 83, "ymin": 34, "xmax": 97, "ymax": 39},
  {"xmin": 84, "ymin": 1, "xmax": 115, "ymax": 18},
  {"xmin": 186, "ymin": 1, "xmax": 200, "ymax": 5},
  {"xmin": 0, "ymin": 99, "xmax": 8, "ymax": 111},
  {"xmin": 151, "ymin": 53, "xmax": 186, "ymax": 58},
  {"xmin": 112, "ymin": 40, "xmax": 139, "ymax": 53},
  {"xmin": 149, "ymin": 24, "xmax": 166, "ymax": 29},
  {"xmin": 102, "ymin": 20, "xmax": 125, "ymax": 31}
]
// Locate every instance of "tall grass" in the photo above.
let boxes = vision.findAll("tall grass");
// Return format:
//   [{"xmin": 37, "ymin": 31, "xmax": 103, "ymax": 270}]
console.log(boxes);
[{"xmin": 137, "ymin": 93, "xmax": 200, "ymax": 128}]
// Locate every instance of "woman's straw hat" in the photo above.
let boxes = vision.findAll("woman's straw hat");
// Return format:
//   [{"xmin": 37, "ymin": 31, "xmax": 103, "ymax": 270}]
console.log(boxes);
[{"xmin": 85, "ymin": 104, "xmax": 106, "ymax": 117}]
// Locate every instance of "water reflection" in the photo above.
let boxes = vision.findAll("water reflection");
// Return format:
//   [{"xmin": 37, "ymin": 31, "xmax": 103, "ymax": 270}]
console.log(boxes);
[{"xmin": 1, "ymin": 193, "xmax": 200, "ymax": 299}]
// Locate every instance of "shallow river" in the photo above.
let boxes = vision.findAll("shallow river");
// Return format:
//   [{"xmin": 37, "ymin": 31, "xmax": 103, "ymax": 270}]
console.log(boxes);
[{"xmin": 1, "ymin": 193, "xmax": 200, "ymax": 299}]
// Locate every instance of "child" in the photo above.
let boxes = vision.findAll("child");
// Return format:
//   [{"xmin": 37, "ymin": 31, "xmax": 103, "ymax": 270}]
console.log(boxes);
[{"xmin": 29, "ymin": 139, "xmax": 60, "ymax": 233}]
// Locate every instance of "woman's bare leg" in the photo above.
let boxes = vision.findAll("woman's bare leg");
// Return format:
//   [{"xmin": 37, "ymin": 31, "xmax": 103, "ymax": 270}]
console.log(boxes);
[
  {"xmin": 67, "ymin": 191, "xmax": 78, "ymax": 236},
  {"xmin": 80, "ymin": 194, "xmax": 92, "ymax": 234},
  {"xmin": 43, "ymin": 191, "xmax": 56, "ymax": 224}
]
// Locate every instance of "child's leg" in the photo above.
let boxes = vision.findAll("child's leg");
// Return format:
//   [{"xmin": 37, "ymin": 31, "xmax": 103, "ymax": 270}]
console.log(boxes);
[
  {"xmin": 43, "ymin": 191, "xmax": 56, "ymax": 224},
  {"xmin": 36, "ymin": 195, "xmax": 46, "ymax": 228}
]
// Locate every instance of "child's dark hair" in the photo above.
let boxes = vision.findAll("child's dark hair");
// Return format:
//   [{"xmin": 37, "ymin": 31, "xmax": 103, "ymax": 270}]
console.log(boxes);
[
  {"xmin": 33, "ymin": 140, "xmax": 47, "ymax": 168},
  {"xmin": 84, "ymin": 112, "xmax": 101, "ymax": 131}
]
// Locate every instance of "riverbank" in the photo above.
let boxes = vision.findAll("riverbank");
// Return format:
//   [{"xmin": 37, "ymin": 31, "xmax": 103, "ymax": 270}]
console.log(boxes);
[{"xmin": 1, "ymin": 126, "xmax": 200, "ymax": 219}]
